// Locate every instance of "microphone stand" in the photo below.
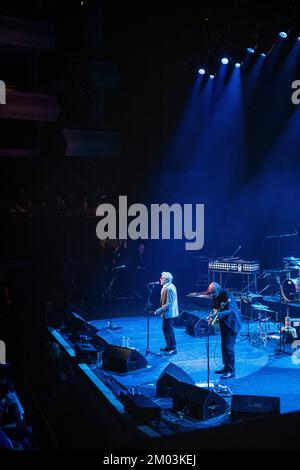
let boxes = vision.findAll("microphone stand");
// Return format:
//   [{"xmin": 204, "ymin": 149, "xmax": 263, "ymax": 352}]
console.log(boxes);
[
  {"xmin": 274, "ymin": 279, "xmax": 291, "ymax": 356},
  {"xmin": 205, "ymin": 294, "xmax": 213, "ymax": 390},
  {"xmin": 145, "ymin": 284, "xmax": 161, "ymax": 356},
  {"xmin": 104, "ymin": 268, "xmax": 122, "ymax": 331},
  {"xmin": 223, "ymin": 245, "xmax": 242, "ymax": 289}
]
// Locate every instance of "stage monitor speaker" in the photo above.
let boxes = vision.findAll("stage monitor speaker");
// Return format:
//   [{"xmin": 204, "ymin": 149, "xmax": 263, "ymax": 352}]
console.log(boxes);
[
  {"xmin": 173, "ymin": 382, "xmax": 229, "ymax": 420},
  {"xmin": 102, "ymin": 345, "xmax": 148, "ymax": 373},
  {"xmin": 174, "ymin": 310, "xmax": 198, "ymax": 327},
  {"xmin": 91, "ymin": 330, "xmax": 120, "ymax": 349},
  {"xmin": 185, "ymin": 318, "xmax": 215, "ymax": 337},
  {"xmin": 121, "ymin": 393, "xmax": 161, "ymax": 423},
  {"xmin": 231, "ymin": 394, "xmax": 280, "ymax": 420},
  {"xmin": 156, "ymin": 363, "xmax": 195, "ymax": 397},
  {"xmin": 74, "ymin": 342, "xmax": 97, "ymax": 364}
]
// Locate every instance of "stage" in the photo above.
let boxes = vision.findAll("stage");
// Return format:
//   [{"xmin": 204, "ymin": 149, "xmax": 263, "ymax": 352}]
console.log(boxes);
[
  {"xmin": 46, "ymin": 297, "xmax": 300, "ymax": 448},
  {"xmin": 88, "ymin": 312, "xmax": 300, "ymax": 417}
]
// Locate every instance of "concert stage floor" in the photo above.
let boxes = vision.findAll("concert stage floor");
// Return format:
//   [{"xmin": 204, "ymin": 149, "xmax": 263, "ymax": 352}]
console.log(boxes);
[{"xmin": 89, "ymin": 310, "xmax": 300, "ymax": 419}]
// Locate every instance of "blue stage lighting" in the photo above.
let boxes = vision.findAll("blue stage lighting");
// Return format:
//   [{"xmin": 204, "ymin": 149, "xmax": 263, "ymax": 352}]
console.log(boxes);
[
  {"xmin": 297, "ymin": 37, "xmax": 300, "ymax": 42},
  {"xmin": 221, "ymin": 57, "xmax": 229, "ymax": 65},
  {"xmin": 279, "ymin": 32, "xmax": 287, "ymax": 39},
  {"xmin": 209, "ymin": 74, "xmax": 215, "ymax": 79},
  {"xmin": 261, "ymin": 52, "xmax": 266, "ymax": 58},
  {"xmin": 198, "ymin": 68, "xmax": 206, "ymax": 75},
  {"xmin": 235, "ymin": 63, "xmax": 241, "ymax": 68},
  {"xmin": 247, "ymin": 47, "xmax": 255, "ymax": 54}
]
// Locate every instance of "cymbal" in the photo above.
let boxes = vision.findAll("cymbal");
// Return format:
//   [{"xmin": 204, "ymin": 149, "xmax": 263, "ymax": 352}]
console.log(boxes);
[
  {"xmin": 251, "ymin": 303, "xmax": 275, "ymax": 312},
  {"xmin": 283, "ymin": 256, "xmax": 300, "ymax": 262}
]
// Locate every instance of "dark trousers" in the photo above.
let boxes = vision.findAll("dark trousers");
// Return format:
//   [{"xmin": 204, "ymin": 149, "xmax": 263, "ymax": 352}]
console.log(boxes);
[
  {"xmin": 220, "ymin": 323, "xmax": 238, "ymax": 372},
  {"xmin": 163, "ymin": 318, "xmax": 176, "ymax": 349}
]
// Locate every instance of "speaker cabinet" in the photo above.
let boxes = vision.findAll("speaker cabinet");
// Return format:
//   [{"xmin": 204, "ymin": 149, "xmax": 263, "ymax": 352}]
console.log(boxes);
[
  {"xmin": 174, "ymin": 311, "xmax": 199, "ymax": 327},
  {"xmin": 185, "ymin": 318, "xmax": 215, "ymax": 337},
  {"xmin": 231, "ymin": 394, "xmax": 280, "ymax": 420},
  {"xmin": 74, "ymin": 342, "xmax": 97, "ymax": 364},
  {"xmin": 173, "ymin": 382, "xmax": 229, "ymax": 420},
  {"xmin": 156, "ymin": 363, "xmax": 195, "ymax": 397},
  {"xmin": 102, "ymin": 345, "xmax": 148, "ymax": 373},
  {"xmin": 121, "ymin": 393, "xmax": 161, "ymax": 423}
]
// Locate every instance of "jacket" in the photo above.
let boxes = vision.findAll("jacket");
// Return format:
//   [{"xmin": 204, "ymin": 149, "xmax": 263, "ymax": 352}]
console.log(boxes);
[
  {"xmin": 156, "ymin": 282, "xmax": 179, "ymax": 319},
  {"xmin": 212, "ymin": 289, "xmax": 242, "ymax": 333}
]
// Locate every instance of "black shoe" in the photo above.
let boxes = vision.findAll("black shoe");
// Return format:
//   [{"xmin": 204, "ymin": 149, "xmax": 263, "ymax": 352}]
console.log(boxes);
[
  {"xmin": 164, "ymin": 349, "xmax": 177, "ymax": 356},
  {"xmin": 160, "ymin": 347, "xmax": 170, "ymax": 351},
  {"xmin": 220, "ymin": 371, "xmax": 235, "ymax": 379},
  {"xmin": 215, "ymin": 368, "xmax": 226, "ymax": 374}
]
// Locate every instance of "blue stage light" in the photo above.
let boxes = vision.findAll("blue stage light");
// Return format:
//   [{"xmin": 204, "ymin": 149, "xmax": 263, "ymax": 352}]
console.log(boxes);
[
  {"xmin": 297, "ymin": 37, "xmax": 300, "ymax": 42},
  {"xmin": 247, "ymin": 47, "xmax": 255, "ymax": 54},
  {"xmin": 198, "ymin": 68, "xmax": 206, "ymax": 75},
  {"xmin": 261, "ymin": 52, "xmax": 266, "ymax": 58},
  {"xmin": 279, "ymin": 32, "xmax": 287, "ymax": 39},
  {"xmin": 209, "ymin": 74, "xmax": 215, "ymax": 79},
  {"xmin": 221, "ymin": 57, "xmax": 229, "ymax": 65},
  {"xmin": 235, "ymin": 63, "xmax": 241, "ymax": 68}
]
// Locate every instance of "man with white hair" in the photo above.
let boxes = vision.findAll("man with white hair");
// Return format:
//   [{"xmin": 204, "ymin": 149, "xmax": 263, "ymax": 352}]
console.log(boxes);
[{"xmin": 154, "ymin": 271, "xmax": 179, "ymax": 355}]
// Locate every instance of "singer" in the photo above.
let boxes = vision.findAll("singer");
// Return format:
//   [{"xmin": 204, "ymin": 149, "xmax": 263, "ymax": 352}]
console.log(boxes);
[
  {"xmin": 154, "ymin": 272, "xmax": 179, "ymax": 355},
  {"xmin": 207, "ymin": 282, "xmax": 242, "ymax": 379}
]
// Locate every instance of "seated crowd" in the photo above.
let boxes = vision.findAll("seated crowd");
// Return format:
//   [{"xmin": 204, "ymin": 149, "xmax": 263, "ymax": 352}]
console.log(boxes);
[
  {"xmin": 0, "ymin": 367, "xmax": 36, "ymax": 450},
  {"xmin": 1, "ymin": 183, "xmax": 119, "ymax": 216}
]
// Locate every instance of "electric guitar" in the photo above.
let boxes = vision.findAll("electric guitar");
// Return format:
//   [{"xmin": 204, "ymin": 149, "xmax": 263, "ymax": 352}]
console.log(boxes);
[{"xmin": 209, "ymin": 299, "xmax": 231, "ymax": 326}]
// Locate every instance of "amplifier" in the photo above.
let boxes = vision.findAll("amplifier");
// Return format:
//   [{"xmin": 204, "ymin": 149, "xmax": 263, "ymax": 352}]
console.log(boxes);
[
  {"xmin": 174, "ymin": 310, "xmax": 200, "ymax": 327},
  {"xmin": 231, "ymin": 394, "xmax": 280, "ymax": 420},
  {"xmin": 75, "ymin": 342, "xmax": 97, "ymax": 364},
  {"xmin": 238, "ymin": 294, "xmax": 264, "ymax": 319},
  {"xmin": 121, "ymin": 393, "xmax": 161, "ymax": 423},
  {"xmin": 185, "ymin": 318, "xmax": 215, "ymax": 337},
  {"xmin": 283, "ymin": 318, "xmax": 300, "ymax": 343},
  {"xmin": 290, "ymin": 318, "xmax": 300, "ymax": 337},
  {"xmin": 209, "ymin": 259, "xmax": 260, "ymax": 273}
]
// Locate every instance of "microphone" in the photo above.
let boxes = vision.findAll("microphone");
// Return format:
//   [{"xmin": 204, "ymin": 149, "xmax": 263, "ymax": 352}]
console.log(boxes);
[
  {"xmin": 230, "ymin": 245, "xmax": 242, "ymax": 259},
  {"xmin": 112, "ymin": 265, "xmax": 126, "ymax": 271},
  {"xmin": 147, "ymin": 281, "xmax": 160, "ymax": 285},
  {"xmin": 262, "ymin": 272, "xmax": 271, "ymax": 278}
]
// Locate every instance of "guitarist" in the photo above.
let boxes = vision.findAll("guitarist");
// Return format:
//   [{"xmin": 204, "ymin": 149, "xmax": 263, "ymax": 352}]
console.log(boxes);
[{"xmin": 207, "ymin": 282, "xmax": 242, "ymax": 379}]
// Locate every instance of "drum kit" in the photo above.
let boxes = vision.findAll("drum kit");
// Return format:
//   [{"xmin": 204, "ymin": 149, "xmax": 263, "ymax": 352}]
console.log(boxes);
[
  {"xmin": 244, "ymin": 256, "xmax": 300, "ymax": 349},
  {"xmin": 280, "ymin": 257, "xmax": 300, "ymax": 302},
  {"xmin": 249, "ymin": 303, "xmax": 275, "ymax": 349}
]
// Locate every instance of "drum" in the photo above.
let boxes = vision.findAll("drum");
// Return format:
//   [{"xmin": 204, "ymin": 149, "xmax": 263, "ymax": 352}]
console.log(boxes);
[{"xmin": 282, "ymin": 278, "xmax": 300, "ymax": 302}]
